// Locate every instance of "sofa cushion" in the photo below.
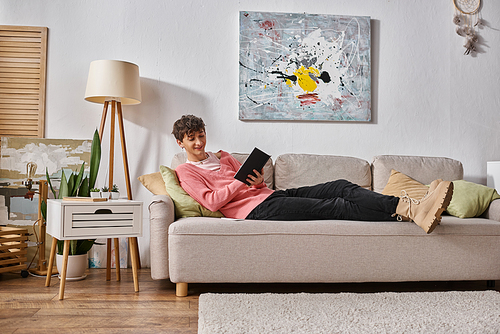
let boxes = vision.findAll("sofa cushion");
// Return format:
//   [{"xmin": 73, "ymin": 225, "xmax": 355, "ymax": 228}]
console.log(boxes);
[
  {"xmin": 168, "ymin": 216, "xmax": 500, "ymax": 284},
  {"xmin": 169, "ymin": 215, "xmax": 500, "ymax": 237},
  {"xmin": 159, "ymin": 165, "xmax": 224, "ymax": 219},
  {"xmin": 372, "ymin": 155, "xmax": 463, "ymax": 193},
  {"xmin": 171, "ymin": 151, "xmax": 274, "ymax": 189},
  {"xmin": 274, "ymin": 154, "xmax": 371, "ymax": 191}
]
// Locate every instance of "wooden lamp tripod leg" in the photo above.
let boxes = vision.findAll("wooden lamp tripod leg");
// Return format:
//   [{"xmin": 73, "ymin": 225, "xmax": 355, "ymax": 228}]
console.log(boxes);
[
  {"xmin": 98, "ymin": 101, "xmax": 109, "ymax": 142},
  {"xmin": 117, "ymin": 102, "xmax": 141, "ymax": 269},
  {"xmin": 99, "ymin": 101, "xmax": 117, "ymax": 281},
  {"xmin": 116, "ymin": 102, "xmax": 132, "ymax": 201},
  {"xmin": 108, "ymin": 101, "xmax": 121, "ymax": 281}
]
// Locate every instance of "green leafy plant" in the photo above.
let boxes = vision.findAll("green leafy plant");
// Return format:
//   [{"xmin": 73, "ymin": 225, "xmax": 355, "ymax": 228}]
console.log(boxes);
[
  {"xmin": 56, "ymin": 239, "xmax": 96, "ymax": 256},
  {"xmin": 46, "ymin": 129, "xmax": 101, "ymax": 199},
  {"xmin": 111, "ymin": 184, "xmax": 119, "ymax": 192},
  {"xmin": 90, "ymin": 188, "xmax": 100, "ymax": 192},
  {"xmin": 44, "ymin": 129, "xmax": 102, "ymax": 255},
  {"xmin": 101, "ymin": 186, "xmax": 109, "ymax": 192}
]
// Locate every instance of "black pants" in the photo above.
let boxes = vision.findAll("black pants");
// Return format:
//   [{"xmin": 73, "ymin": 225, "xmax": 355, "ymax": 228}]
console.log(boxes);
[{"xmin": 246, "ymin": 179, "xmax": 400, "ymax": 221}]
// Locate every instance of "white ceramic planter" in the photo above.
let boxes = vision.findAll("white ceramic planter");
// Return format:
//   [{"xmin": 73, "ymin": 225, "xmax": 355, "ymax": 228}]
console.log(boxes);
[
  {"xmin": 101, "ymin": 191, "xmax": 110, "ymax": 199},
  {"xmin": 90, "ymin": 192, "xmax": 101, "ymax": 198},
  {"xmin": 56, "ymin": 253, "xmax": 88, "ymax": 281},
  {"xmin": 110, "ymin": 192, "xmax": 119, "ymax": 199}
]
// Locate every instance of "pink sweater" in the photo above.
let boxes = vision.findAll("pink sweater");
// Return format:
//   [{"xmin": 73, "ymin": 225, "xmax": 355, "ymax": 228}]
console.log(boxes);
[{"xmin": 175, "ymin": 151, "xmax": 274, "ymax": 219}]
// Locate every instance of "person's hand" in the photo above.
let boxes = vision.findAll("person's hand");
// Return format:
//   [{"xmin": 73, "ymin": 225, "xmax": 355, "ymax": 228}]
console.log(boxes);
[{"xmin": 246, "ymin": 169, "xmax": 264, "ymax": 186}]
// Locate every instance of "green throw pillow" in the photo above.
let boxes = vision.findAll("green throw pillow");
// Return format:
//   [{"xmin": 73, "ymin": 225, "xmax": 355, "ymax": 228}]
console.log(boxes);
[
  {"xmin": 159, "ymin": 165, "xmax": 224, "ymax": 219},
  {"xmin": 446, "ymin": 180, "xmax": 500, "ymax": 218}
]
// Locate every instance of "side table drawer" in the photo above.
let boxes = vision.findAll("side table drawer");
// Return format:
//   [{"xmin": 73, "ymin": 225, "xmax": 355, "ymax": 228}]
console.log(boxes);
[{"xmin": 63, "ymin": 204, "xmax": 141, "ymax": 238}]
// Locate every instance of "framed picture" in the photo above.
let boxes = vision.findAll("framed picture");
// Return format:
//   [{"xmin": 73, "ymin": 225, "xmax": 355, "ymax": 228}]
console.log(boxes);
[
  {"xmin": 0, "ymin": 137, "xmax": 91, "ymax": 225},
  {"xmin": 239, "ymin": 11, "xmax": 371, "ymax": 121}
]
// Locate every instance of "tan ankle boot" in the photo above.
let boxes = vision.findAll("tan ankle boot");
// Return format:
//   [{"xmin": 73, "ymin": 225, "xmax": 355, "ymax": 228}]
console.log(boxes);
[
  {"xmin": 425, "ymin": 179, "xmax": 445, "ymax": 227},
  {"xmin": 428, "ymin": 179, "xmax": 443, "ymax": 193},
  {"xmin": 395, "ymin": 181, "xmax": 454, "ymax": 233}
]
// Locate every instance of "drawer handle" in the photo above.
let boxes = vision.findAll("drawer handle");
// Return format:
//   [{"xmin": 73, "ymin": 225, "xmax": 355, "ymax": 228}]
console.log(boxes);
[{"xmin": 94, "ymin": 209, "xmax": 113, "ymax": 214}]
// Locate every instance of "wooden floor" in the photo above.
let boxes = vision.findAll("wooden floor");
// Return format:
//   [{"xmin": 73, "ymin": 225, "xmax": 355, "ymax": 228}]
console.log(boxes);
[{"xmin": 1, "ymin": 268, "xmax": 498, "ymax": 333}]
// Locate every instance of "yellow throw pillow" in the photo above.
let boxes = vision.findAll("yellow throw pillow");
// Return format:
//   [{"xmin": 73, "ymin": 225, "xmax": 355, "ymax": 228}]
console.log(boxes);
[
  {"xmin": 159, "ymin": 165, "xmax": 224, "ymax": 219},
  {"xmin": 138, "ymin": 172, "xmax": 168, "ymax": 195},
  {"xmin": 446, "ymin": 180, "xmax": 500, "ymax": 218},
  {"xmin": 381, "ymin": 169, "xmax": 429, "ymax": 199}
]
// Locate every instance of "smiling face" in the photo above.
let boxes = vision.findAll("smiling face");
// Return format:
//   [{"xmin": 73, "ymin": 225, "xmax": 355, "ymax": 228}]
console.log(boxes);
[{"xmin": 177, "ymin": 129, "xmax": 207, "ymax": 162}]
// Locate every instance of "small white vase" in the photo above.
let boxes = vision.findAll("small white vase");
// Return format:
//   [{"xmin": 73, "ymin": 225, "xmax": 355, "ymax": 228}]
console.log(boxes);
[
  {"xmin": 110, "ymin": 192, "xmax": 119, "ymax": 200},
  {"xmin": 90, "ymin": 192, "xmax": 100, "ymax": 198},
  {"xmin": 56, "ymin": 253, "xmax": 88, "ymax": 281},
  {"xmin": 101, "ymin": 191, "xmax": 110, "ymax": 199}
]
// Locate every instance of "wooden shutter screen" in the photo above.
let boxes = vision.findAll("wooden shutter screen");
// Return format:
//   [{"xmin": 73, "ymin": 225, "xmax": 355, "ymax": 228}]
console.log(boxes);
[{"xmin": 0, "ymin": 25, "xmax": 47, "ymax": 138}]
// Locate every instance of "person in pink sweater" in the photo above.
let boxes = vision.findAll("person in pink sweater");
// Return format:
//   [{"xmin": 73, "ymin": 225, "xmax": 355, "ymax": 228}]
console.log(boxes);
[{"xmin": 172, "ymin": 115, "xmax": 453, "ymax": 234}]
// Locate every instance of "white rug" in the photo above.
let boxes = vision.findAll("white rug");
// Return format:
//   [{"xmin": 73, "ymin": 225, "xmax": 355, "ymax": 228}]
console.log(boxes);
[{"xmin": 198, "ymin": 291, "xmax": 500, "ymax": 333}]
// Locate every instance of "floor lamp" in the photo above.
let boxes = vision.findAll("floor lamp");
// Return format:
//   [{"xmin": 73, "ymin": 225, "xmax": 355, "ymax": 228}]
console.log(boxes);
[{"xmin": 84, "ymin": 60, "xmax": 142, "ymax": 280}]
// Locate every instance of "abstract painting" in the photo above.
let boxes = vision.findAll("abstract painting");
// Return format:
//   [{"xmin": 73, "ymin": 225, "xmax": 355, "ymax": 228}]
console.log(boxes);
[
  {"xmin": 239, "ymin": 11, "xmax": 371, "ymax": 121},
  {"xmin": 0, "ymin": 137, "xmax": 91, "ymax": 224}
]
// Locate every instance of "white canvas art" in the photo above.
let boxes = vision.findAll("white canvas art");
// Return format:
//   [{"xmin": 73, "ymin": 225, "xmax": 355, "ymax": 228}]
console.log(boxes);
[
  {"xmin": 239, "ymin": 11, "xmax": 371, "ymax": 121},
  {"xmin": 0, "ymin": 137, "xmax": 91, "ymax": 224}
]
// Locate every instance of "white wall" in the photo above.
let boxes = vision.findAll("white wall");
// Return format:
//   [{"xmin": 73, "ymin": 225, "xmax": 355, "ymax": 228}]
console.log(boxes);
[{"xmin": 2, "ymin": 0, "xmax": 500, "ymax": 266}]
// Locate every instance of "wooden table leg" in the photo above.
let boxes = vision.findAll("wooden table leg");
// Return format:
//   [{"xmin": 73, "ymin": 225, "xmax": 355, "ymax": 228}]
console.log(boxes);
[
  {"xmin": 45, "ymin": 237, "xmax": 57, "ymax": 287},
  {"xmin": 59, "ymin": 240, "xmax": 70, "ymax": 300},
  {"xmin": 133, "ymin": 237, "xmax": 141, "ymax": 269},
  {"xmin": 114, "ymin": 238, "xmax": 120, "ymax": 281},
  {"xmin": 106, "ymin": 238, "xmax": 111, "ymax": 281},
  {"xmin": 129, "ymin": 237, "xmax": 139, "ymax": 292}
]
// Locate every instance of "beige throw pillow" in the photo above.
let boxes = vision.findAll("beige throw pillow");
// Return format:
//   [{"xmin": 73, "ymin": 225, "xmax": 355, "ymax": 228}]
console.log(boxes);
[
  {"xmin": 138, "ymin": 172, "xmax": 168, "ymax": 195},
  {"xmin": 382, "ymin": 169, "xmax": 429, "ymax": 199}
]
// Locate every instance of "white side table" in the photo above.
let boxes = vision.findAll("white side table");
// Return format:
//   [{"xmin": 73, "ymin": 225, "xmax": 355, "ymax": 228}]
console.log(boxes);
[{"xmin": 45, "ymin": 199, "xmax": 142, "ymax": 299}]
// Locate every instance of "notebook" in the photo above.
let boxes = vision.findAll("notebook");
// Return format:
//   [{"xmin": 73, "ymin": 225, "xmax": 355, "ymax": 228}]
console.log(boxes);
[{"xmin": 234, "ymin": 147, "xmax": 271, "ymax": 185}]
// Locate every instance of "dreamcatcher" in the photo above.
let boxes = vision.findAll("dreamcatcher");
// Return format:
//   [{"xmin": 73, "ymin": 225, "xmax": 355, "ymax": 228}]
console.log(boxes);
[{"xmin": 453, "ymin": 0, "xmax": 482, "ymax": 55}]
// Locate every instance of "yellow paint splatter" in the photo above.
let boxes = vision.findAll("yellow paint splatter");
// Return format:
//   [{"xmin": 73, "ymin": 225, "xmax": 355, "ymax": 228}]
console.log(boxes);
[
  {"xmin": 285, "ymin": 79, "xmax": 293, "ymax": 87},
  {"xmin": 294, "ymin": 66, "xmax": 320, "ymax": 93}
]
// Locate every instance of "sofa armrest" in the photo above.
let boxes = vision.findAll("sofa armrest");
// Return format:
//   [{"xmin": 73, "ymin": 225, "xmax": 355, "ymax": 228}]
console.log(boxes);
[
  {"xmin": 483, "ymin": 199, "xmax": 500, "ymax": 222},
  {"xmin": 149, "ymin": 194, "xmax": 175, "ymax": 280}
]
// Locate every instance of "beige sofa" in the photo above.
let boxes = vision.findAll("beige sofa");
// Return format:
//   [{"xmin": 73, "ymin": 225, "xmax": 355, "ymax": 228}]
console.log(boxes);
[{"xmin": 149, "ymin": 154, "xmax": 500, "ymax": 296}]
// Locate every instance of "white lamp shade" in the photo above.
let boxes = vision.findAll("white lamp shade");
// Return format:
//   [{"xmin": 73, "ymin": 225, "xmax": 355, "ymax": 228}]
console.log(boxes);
[{"xmin": 84, "ymin": 60, "xmax": 141, "ymax": 105}]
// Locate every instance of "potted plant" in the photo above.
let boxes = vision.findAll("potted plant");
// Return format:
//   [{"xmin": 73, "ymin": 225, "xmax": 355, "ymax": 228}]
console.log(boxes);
[
  {"xmin": 110, "ymin": 184, "xmax": 119, "ymax": 199},
  {"xmin": 55, "ymin": 239, "xmax": 95, "ymax": 280},
  {"xmin": 101, "ymin": 186, "xmax": 110, "ymax": 199},
  {"xmin": 44, "ymin": 129, "xmax": 101, "ymax": 280},
  {"xmin": 46, "ymin": 129, "xmax": 101, "ymax": 199},
  {"xmin": 90, "ymin": 188, "xmax": 101, "ymax": 198}
]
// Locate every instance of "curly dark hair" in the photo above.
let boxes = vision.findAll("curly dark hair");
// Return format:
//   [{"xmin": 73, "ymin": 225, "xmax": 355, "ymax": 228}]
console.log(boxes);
[{"xmin": 172, "ymin": 115, "xmax": 206, "ymax": 141}]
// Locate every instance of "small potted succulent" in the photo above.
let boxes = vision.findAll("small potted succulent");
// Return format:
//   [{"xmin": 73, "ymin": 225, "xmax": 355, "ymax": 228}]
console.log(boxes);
[
  {"xmin": 101, "ymin": 186, "xmax": 110, "ymax": 199},
  {"xmin": 110, "ymin": 184, "xmax": 119, "ymax": 199},
  {"xmin": 90, "ymin": 188, "xmax": 101, "ymax": 198}
]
